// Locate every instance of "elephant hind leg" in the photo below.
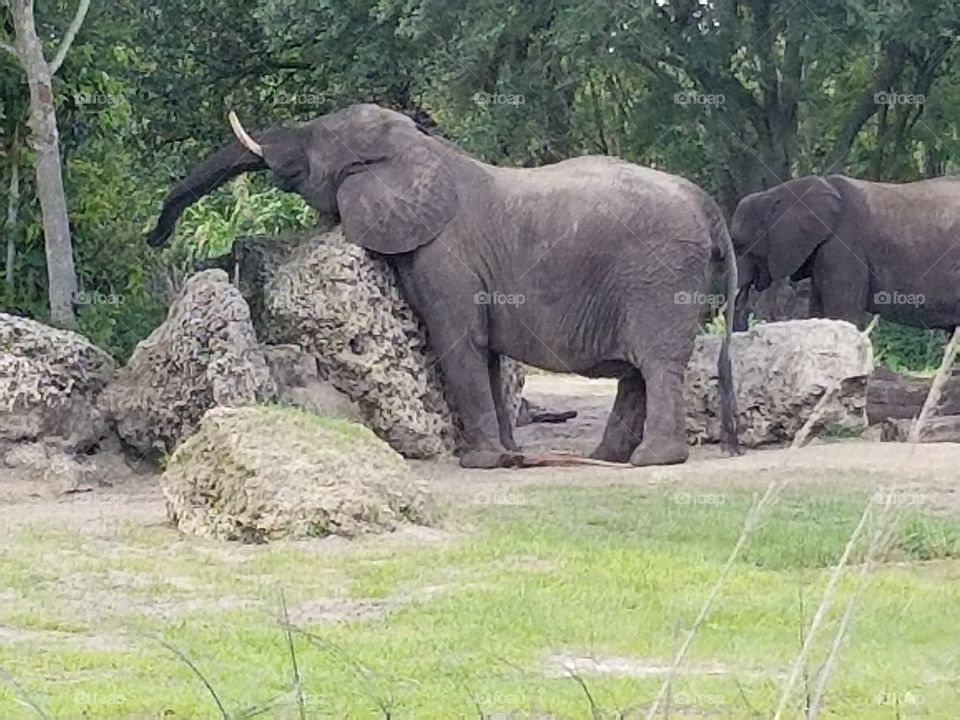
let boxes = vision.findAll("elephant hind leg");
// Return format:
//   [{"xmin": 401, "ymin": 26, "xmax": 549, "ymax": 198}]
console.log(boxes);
[
  {"xmin": 629, "ymin": 359, "xmax": 689, "ymax": 467},
  {"xmin": 590, "ymin": 369, "xmax": 646, "ymax": 463}
]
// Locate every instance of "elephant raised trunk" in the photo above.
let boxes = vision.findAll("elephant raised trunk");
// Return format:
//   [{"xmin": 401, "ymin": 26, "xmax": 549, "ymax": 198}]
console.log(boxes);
[{"xmin": 145, "ymin": 139, "xmax": 266, "ymax": 247}]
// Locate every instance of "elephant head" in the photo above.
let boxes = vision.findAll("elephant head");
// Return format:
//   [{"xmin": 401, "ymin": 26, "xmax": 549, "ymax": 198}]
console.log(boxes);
[
  {"xmin": 146, "ymin": 105, "xmax": 458, "ymax": 254},
  {"xmin": 730, "ymin": 176, "xmax": 843, "ymax": 293}
]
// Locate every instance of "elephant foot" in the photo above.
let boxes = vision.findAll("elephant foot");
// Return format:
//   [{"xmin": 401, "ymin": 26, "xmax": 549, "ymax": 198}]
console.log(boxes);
[
  {"xmin": 630, "ymin": 441, "xmax": 689, "ymax": 468},
  {"xmin": 460, "ymin": 449, "xmax": 525, "ymax": 469},
  {"xmin": 588, "ymin": 443, "xmax": 633, "ymax": 464}
]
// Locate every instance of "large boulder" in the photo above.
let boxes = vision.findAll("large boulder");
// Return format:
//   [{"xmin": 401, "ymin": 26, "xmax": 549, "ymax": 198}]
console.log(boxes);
[
  {"xmin": 99, "ymin": 271, "xmax": 276, "ymax": 455},
  {"xmin": 161, "ymin": 406, "xmax": 433, "ymax": 542},
  {"xmin": 207, "ymin": 227, "xmax": 524, "ymax": 458},
  {"xmin": 0, "ymin": 313, "xmax": 114, "ymax": 454},
  {"xmin": 685, "ymin": 319, "xmax": 873, "ymax": 446}
]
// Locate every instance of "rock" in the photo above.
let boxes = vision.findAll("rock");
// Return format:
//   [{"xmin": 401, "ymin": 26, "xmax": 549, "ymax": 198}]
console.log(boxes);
[
  {"xmin": 161, "ymin": 406, "xmax": 433, "ymax": 542},
  {"xmin": 215, "ymin": 228, "xmax": 524, "ymax": 458},
  {"xmin": 98, "ymin": 271, "xmax": 276, "ymax": 456},
  {"xmin": 2, "ymin": 442, "xmax": 95, "ymax": 495},
  {"xmin": 262, "ymin": 345, "xmax": 362, "ymax": 422},
  {"xmin": 0, "ymin": 313, "xmax": 115, "ymax": 453},
  {"xmin": 881, "ymin": 415, "xmax": 960, "ymax": 443},
  {"xmin": 685, "ymin": 319, "xmax": 873, "ymax": 446}
]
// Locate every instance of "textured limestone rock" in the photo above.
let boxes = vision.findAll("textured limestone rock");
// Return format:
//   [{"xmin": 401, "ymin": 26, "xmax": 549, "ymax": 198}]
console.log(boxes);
[
  {"xmin": 99, "ymin": 271, "xmax": 276, "ymax": 455},
  {"xmin": 220, "ymin": 227, "xmax": 524, "ymax": 458},
  {"xmin": 161, "ymin": 406, "xmax": 433, "ymax": 542},
  {"xmin": 1, "ymin": 442, "xmax": 95, "ymax": 495},
  {"xmin": 262, "ymin": 344, "xmax": 363, "ymax": 421},
  {"xmin": 685, "ymin": 319, "xmax": 873, "ymax": 446},
  {"xmin": 0, "ymin": 313, "xmax": 115, "ymax": 453}
]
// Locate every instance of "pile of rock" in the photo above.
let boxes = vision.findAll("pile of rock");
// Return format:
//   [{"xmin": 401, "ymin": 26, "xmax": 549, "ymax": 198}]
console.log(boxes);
[
  {"xmin": 684, "ymin": 319, "xmax": 874, "ymax": 446},
  {"xmin": 224, "ymin": 226, "xmax": 525, "ymax": 457},
  {"xmin": 162, "ymin": 406, "xmax": 433, "ymax": 541},
  {"xmin": 0, "ymin": 313, "xmax": 118, "ymax": 494},
  {"xmin": 0, "ymin": 312, "xmax": 114, "ymax": 454},
  {"xmin": 100, "ymin": 227, "xmax": 525, "ymax": 460},
  {"xmin": 98, "ymin": 271, "xmax": 278, "ymax": 456}
]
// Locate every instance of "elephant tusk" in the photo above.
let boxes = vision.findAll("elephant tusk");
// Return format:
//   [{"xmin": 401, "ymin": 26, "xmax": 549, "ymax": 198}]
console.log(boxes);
[{"xmin": 228, "ymin": 111, "xmax": 263, "ymax": 157}]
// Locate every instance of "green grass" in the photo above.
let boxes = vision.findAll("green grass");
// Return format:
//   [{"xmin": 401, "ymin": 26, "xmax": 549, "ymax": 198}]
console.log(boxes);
[{"xmin": 1, "ymin": 484, "xmax": 959, "ymax": 718}]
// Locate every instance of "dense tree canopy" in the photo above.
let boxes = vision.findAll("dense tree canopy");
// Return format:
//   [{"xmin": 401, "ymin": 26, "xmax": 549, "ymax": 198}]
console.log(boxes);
[{"xmin": 1, "ymin": 0, "xmax": 959, "ymax": 363}]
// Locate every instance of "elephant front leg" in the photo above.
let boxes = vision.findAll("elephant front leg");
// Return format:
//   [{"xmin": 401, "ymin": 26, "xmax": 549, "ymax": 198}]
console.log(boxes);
[
  {"xmin": 393, "ymin": 251, "xmax": 521, "ymax": 469},
  {"xmin": 630, "ymin": 361, "xmax": 689, "ymax": 467},
  {"xmin": 439, "ymin": 341, "xmax": 522, "ymax": 468}
]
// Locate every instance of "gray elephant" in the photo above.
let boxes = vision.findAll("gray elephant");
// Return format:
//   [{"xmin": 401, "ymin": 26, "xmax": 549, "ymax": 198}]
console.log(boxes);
[
  {"xmin": 146, "ymin": 104, "xmax": 739, "ymax": 468},
  {"xmin": 732, "ymin": 175, "xmax": 960, "ymax": 330}
]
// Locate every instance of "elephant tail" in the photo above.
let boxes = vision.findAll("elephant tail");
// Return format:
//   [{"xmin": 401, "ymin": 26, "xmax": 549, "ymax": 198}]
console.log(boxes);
[{"xmin": 712, "ymin": 210, "xmax": 742, "ymax": 456}]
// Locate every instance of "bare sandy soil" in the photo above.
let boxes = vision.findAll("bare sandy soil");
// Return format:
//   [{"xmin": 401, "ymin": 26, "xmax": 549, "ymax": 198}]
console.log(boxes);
[
  {"xmin": 418, "ymin": 374, "xmax": 960, "ymax": 514},
  {"xmin": 2, "ymin": 374, "xmax": 960, "ymax": 527}
]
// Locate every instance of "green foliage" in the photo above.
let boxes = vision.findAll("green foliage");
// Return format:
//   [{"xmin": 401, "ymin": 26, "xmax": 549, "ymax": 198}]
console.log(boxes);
[
  {"xmin": 871, "ymin": 320, "xmax": 947, "ymax": 374},
  {"xmin": 2, "ymin": 0, "xmax": 960, "ymax": 356},
  {"xmin": 176, "ymin": 176, "xmax": 316, "ymax": 263}
]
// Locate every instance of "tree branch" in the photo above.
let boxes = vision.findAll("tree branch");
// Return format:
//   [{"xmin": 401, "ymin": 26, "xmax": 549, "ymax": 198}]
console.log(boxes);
[
  {"xmin": 824, "ymin": 41, "xmax": 907, "ymax": 174},
  {"xmin": 48, "ymin": 0, "xmax": 90, "ymax": 75}
]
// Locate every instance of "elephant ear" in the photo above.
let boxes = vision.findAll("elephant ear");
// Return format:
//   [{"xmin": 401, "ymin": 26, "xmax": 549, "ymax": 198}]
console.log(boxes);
[
  {"xmin": 336, "ymin": 126, "xmax": 458, "ymax": 254},
  {"xmin": 766, "ymin": 177, "xmax": 843, "ymax": 280}
]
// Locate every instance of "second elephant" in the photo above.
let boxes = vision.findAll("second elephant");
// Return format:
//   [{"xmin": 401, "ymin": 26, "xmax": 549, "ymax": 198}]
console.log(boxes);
[{"xmin": 732, "ymin": 174, "xmax": 960, "ymax": 330}]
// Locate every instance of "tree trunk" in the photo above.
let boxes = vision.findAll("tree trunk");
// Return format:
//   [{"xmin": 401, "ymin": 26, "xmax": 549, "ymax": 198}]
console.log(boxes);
[
  {"xmin": 9, "ymin": 0, "xmax": 79, "ymax": 328},
  {"xmin": 4, "ymin": 128, "xmax": 20, "ymax": 289}
]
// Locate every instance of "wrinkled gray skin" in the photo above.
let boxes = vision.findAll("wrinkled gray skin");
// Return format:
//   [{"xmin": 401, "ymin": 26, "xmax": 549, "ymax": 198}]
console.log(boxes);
[
  {"xmin": 146, "ymin": 104, "xmax": 740, "ymax": 468},
  {"xmin": 732, "ymin": 175, "xmax": 960, "ymax": 331}
]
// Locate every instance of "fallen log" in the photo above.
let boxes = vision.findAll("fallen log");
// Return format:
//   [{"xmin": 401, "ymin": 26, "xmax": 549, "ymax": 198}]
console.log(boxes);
[{"xmin": 866, "ymin": 367, "xmax": 960, "ymax": 425}]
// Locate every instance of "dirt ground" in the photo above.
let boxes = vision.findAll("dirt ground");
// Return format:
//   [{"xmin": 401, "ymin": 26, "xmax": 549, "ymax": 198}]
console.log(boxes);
[{"xmin": 3, "ymin": 374, "xmax": 960, "ymax": 527}]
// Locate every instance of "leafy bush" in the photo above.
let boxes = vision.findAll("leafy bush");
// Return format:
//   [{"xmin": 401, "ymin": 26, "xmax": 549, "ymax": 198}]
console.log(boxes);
[
  {"xmin": 871, "ymin": 320, "xmax": 947, "ymax": 374},
  {"xmin": 175, "ymin": 175, "xmax": 317, "ymax": 265}
]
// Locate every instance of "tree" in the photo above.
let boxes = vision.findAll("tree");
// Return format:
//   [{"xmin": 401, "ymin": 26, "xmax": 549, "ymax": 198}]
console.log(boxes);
[{"xmin": 1, "ymin": 0, "xmax": 90, "ymax": 327}]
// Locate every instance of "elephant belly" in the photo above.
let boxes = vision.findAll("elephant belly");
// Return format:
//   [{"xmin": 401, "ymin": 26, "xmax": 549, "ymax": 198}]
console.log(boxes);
[{"xmin": 868, "ymin": 290, "xmax": 960, "ymax": 330}]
